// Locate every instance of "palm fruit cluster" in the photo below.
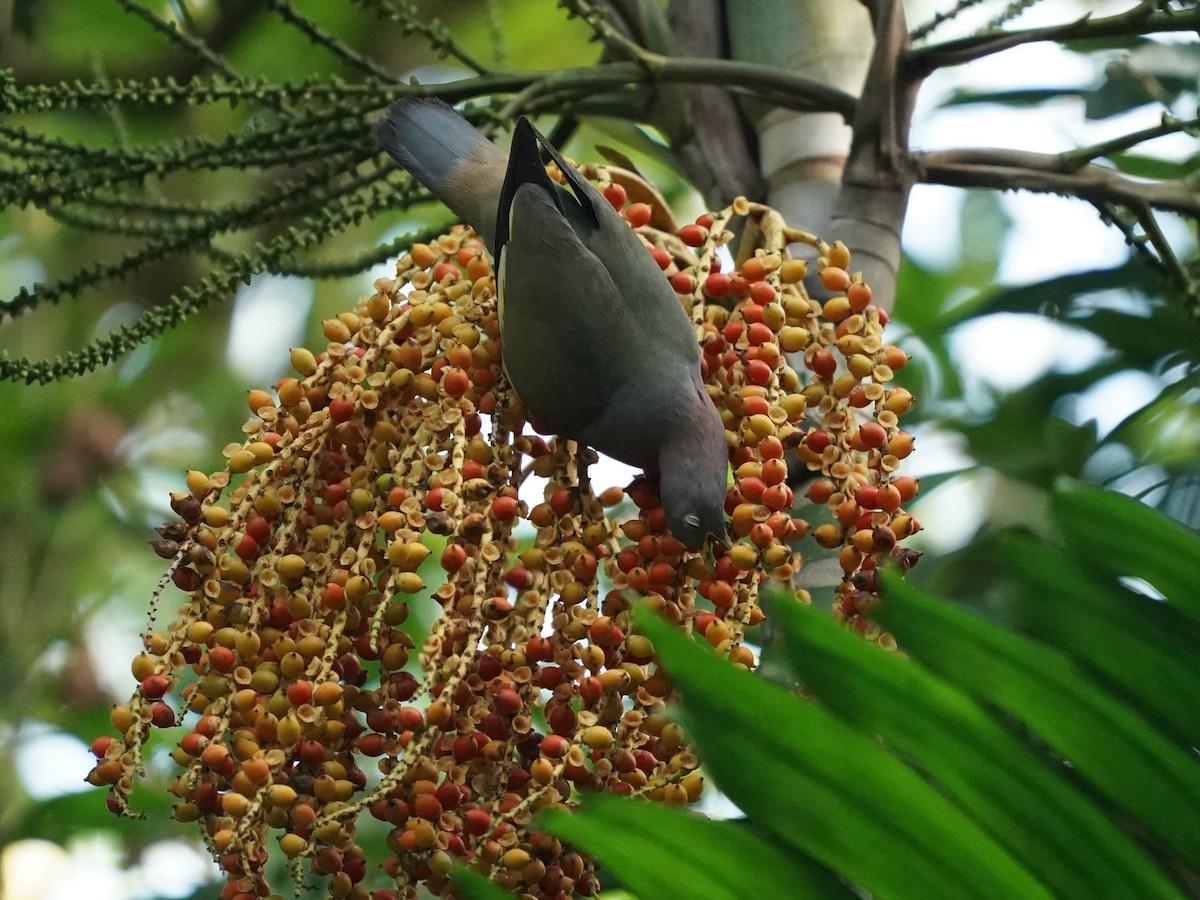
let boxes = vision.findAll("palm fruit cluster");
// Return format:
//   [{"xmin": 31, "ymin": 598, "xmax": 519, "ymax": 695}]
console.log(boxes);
[{"xmin": 86, "ymin": 161, "xmax": 918, "ymax": 900}]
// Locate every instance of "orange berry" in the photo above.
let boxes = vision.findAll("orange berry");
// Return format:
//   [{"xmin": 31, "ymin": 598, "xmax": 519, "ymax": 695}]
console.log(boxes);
[
  {"xmin": 820, "ymin": 266, "xmax": 851, "ymax": 293},
  {"xmin": 741, "ymin": 258, "xmax": 766, "ymax": 282},
  {"xmin": 877, "ymin": 484, "xmax": 903, "ymax": 512},
  {"xmin": 848, "ymin": 281, "xmax": 873, "ymax": 311},
  {"xmin": 893, "ymin": 476, "xmax": 919, "ymax": 502}
]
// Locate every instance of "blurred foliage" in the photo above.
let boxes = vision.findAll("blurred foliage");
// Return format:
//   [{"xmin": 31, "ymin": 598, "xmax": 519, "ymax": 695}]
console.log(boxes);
[
  {"xmin": 0, "ymin": 0, "xmax": 616, "ymax": 886},
  {"xmin": 540, "ymin": 483, "xmax": 1200, "ymax": 899}
]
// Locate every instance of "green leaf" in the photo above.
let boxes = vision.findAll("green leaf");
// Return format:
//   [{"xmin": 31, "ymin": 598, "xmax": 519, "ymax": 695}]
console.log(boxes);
[
  {"xmin": 939, "ymin": 87, "xmax": 1084, "ymax": 109},
  {"xmin": 452, "ymin": 864, "xmax": 519, "ymax": 900},
  {"xmin": 539, "ymin": 794, "xmax": 852, "ymax": 900},
  {"xmin": 1087, "ymin": 47, "xmax": 1200, "ymax": 119},
  {"xmin": 874, "ymin": 571, "xmax": 1200, "ymax": 866},
  {"xmin": 1052, "ymin": 482, "xmax": 1200, "ymax": 624},
  {"xmin": 1106, "ymin": 374, "xmax": 1200, "ymax": 467},
  {"xmin": 997, "ymin": 531, "xmax": 1200, "ymax": 747},
  {"xmin": 1109, "ymin": 151, "xmax": 1200, "ymax": 181},
  {"xmin": 951, "ymin": 371, "xmax": 1109, "ymax": 486},
  {"xmin": 962, "ymin": 259, "xmax": 1164, "ymax": 319},
  {"xmin": 635, "ymin": 610, "xmax": 1052, "ymax": 900},
  {"xmin": 769, "ymin": 596, "xmax": 1183, "ymax": 899}
]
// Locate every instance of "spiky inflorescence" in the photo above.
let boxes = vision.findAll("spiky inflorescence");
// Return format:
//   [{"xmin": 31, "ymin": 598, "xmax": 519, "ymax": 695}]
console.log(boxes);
[{"xmin": 87, "ymin": 165, "xmax": 919, "ymax": 900}]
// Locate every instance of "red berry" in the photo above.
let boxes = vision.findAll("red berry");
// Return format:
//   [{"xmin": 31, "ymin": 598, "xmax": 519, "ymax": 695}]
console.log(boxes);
[
  {"xmin": 859, "ymin": 422, "xmax": 887, "ymax": 448},
  {"xmin": 208, "ymin": 646, "xmax": 236, "ymax": 674},
  {"xmin": 741, "ymin": 395, "xmax": 769, "ymax": 417},
  {"xmin": 807, "ymin": 479, "xmax": 834, "ymax": 503},
  {"xmin": 759, "ymin": 435, "xmax": 784, "ymax": 459},
  {"xmin": 749, "ymin": 281, "xmax": 776, "ymax": 304},
  {"xmin": 704, "ymin": 273, "xmax": 730, "ymax": 297},
  {"xmin": 738, "ymin": 476, "xmax": 766, "ymax": 502},
  {"xmin": 550, "ymin": 488, "xmax": 575, "ymax": 516},
  {"xmin": 809, "ymin": 350, "xmax": 836, "ymax": 378},
  {"xmin": 441, "ymin": 543, "xmax": 467, "ymax": 572},
  {"xmin": 747, "ymin": 323, "xmax": 773, "ymax": 346},
  {"xmin": 762, "ymin": 484, "xmax": 791, "ymax": 512},
  {"xmin": 848, "ymin": 281, "xmax": 872, "ymax": 311},
  {"xmin": 442, "ymin": 366, "xmax": 470, "ymax": 397},
  {"xmin": 669, "ymin": 272, "xmax": 695, "ymax": 294},
  {"xmin": 464, "ymin": 808, "xmax": 491, "ymax": 835},
  {"xmin": 762, "ymin": 457, "xmax": 788, "ymax": 486},
  {"xmin": 626, "ymin": 203, "xmax": 652, "ymax": 228},
  {"xmin": 877, "ymin": 483, "xmax": 903, "ymax": 512},
  {"xmin": 287, "ymin": 680, "xmax": 313, "ymax": 706},
  {"xmin": 494, "ymin": 688, "xmax": 522, "ymax": 716},
  {"xmin": 678, "ymin": 224, "xmax": 706, "ymax": 246},
  {"xmin": 745, "ymin": 359, "xmax": 772, "ymax": 386},
  {"xmin": 504, "ymin": 566, "xmax": 531, "ymax": 589},
  {"xmin": 328, "ymin": 396, "xmax": 355, "ymax": 423},
  {"xmin": 893, "ymin": 476, "xmax": 920, "ymax": 502},
  {"xmin": 141, "ymin": 674, "xmax": 170, "ymax": 699},
  {"xmin": 855, "ymin": 484, "xmax": 880, "ymax": 509},
  {"xmin": 540, "ymin": 734, "xmax": 569, "ymax": 758},
  {"xmin": 452, "ymin": 734, "xmax": 478, "ymax": 762},
  {"xmin": 246, "ymin": 513, "xmax": 271, "ymax": 544},
  {"xmin": 603, "ymin": 183, "xmax": 627, "ymax": 210},
  {"xmin": 150, "ymin": 701, "xmax": 175, "ymax": 728},
  {"xmin": 709, "ymin": 580, "xmax": 735, "ymax": 608}
]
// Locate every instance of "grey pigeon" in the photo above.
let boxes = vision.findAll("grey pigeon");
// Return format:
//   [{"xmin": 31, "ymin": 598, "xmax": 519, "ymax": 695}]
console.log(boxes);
[{"xmin": 378, "ymin": 99, "xmax": 728, "ymax": 548}]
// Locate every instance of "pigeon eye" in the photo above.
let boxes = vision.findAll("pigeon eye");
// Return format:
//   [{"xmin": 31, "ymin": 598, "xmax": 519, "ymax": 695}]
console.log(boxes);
[{"xmin": 683, "ymin": 514, "xmax": 701, "ymax": 529}]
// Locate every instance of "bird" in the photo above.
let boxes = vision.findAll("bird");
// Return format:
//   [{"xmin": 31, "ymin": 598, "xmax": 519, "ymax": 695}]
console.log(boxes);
[{"xmin": 377, "ymin": 98, "xmax": 729, "ymax": 549}]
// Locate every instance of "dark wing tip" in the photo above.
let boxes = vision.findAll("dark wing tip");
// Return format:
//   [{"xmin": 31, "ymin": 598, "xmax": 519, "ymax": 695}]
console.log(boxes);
[{"xmin": 496, "ymin": 116, "xmax": 563, "ymax": 252}]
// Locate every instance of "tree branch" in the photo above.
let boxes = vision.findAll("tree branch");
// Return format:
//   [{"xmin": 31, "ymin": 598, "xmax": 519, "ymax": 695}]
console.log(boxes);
[
  {"xmin": 907, "ymin": 2, "xmax": 1200, "ymax": 76},
  {"xmin": 917, "ymin": 147, "xmax": 1200, "ymax": 219},
  {"xmin": 1061, "ymin": 114, "xmax": 1200, "ymax": 172},
  {"xmin": 828, "ymin": 0, "xmax": 915, "ymax": 313},
  {"xmin": 665, "ymin": 0, "xmax": 765, "ymax": 207},
  {"xmin": 418, "ymin": 58, "xmax": 857, "ymax": 119},
  {"xmin": 918, "ymin": 144, "xmax": 1200, "ymax": 307}
]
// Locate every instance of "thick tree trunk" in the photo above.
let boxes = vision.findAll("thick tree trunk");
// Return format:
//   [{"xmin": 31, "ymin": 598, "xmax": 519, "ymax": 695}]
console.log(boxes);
[
  {"xmin": 720, "ymin": 0, "xmax": 912, "ymax": 312},
  {"xmin": 725, "ymin": 0, "xmax": 873, "ymax": 240}
]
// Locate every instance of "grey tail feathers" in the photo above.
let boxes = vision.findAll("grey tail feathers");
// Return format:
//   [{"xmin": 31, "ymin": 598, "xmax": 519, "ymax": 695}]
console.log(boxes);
[{"xmin": 376, "ymin": 98, "xmax": 483, "ymax": 197}]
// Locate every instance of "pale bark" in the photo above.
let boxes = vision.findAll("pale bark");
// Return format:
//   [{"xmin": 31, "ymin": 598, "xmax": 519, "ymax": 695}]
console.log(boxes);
[{"xmin": 725, "ymin": 0, "xmax": 874, "ymax": 257}]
